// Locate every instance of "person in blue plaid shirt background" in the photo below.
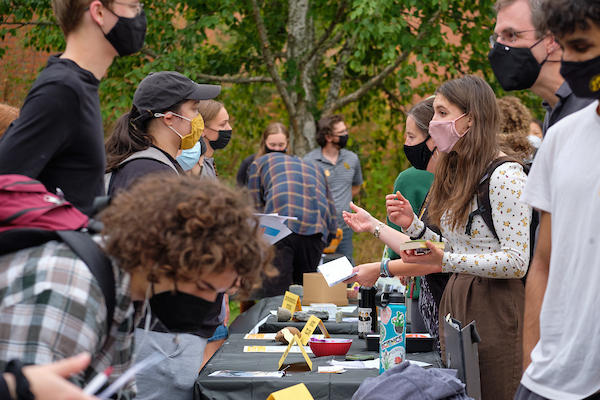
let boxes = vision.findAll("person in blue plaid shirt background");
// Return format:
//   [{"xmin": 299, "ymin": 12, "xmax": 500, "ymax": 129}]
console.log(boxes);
[
  {"xmin": 248, "ymin": 151, "xmax": 337, "ymax": 298},
  {"xmin": 0, "ymin": 174, "xmax": 272, "ymax": 399}
]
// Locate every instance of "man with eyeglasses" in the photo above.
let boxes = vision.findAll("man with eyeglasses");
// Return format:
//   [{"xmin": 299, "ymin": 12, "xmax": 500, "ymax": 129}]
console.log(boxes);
[
  {"xmin": 489, "ymin": 0, "xmax": 593, "ymax": 134},
  {"xmin": 304, "ymin": 114, "xmax": 363, "ymax": 265},
  {"xmin": 0, "ymin": 0, "xmax": 147, "ymax": 216},
  {"xmin": 515, "ymin": 1, "xmax": 600, "ymax": 399}
]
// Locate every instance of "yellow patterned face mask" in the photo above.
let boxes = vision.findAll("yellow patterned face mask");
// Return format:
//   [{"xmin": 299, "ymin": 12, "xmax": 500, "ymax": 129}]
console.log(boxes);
[{"xmin": 155, "ymin": 112, "xmax": 204, "ymax": 150}]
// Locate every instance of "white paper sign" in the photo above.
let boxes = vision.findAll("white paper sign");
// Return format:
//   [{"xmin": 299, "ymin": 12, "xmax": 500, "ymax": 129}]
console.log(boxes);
[
  {"xmin": 317, "ymin": 257, "xmax": 357, "ymax": 287},
  {"xmin": 256, "ymin": 213, "xmax": 297, "ymax": 245}
]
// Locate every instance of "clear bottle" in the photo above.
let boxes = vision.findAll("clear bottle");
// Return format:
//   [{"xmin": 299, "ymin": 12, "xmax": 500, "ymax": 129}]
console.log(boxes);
[{"xmin": 377, "ymin": 290, "xmax": 406, "ymax": 374}]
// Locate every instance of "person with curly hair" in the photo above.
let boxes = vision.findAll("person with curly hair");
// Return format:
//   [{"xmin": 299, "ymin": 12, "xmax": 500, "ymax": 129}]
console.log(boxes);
[
  {"xmin": 0, "ymin": 104, "xmax": 19, "ymax": 138},
  {"xmin": 0, "ymin": 174, "xmax": 272, "ymax": 399},
  {"xmin": 496, "ymin": 96, "xmax": 536, "ymax": 162}
]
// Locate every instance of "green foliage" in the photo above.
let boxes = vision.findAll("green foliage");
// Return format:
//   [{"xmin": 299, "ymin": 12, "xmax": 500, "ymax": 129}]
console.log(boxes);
[{"xmin": 1, "ymin": 0, "xmax": 546, "ymax": 262}]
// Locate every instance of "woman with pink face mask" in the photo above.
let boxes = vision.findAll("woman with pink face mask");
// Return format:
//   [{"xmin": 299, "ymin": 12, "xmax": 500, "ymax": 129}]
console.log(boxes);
[{"xmin": 344, "ymin": 75, "xmax": 531, "ymax": 400}]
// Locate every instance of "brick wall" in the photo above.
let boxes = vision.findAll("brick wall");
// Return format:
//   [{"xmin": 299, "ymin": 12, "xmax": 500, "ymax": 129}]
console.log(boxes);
[{"xmin": 0, "ymin": 30, "xmax": 50, "ymax": 107}]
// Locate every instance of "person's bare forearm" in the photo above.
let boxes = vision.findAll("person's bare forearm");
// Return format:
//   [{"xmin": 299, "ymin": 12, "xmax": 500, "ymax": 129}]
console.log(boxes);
[
  {"xmin": 367, "ymin": 223, "xmax": 411, "ymax": 254},
  {"xmin": 523, "ymin": 211, "xmax": 551, "ymax": 370},
  {"xmin": 523, "ymin": 258, "xmax": 548, "ymax": 369},
  {"xmin": 388, "ymin": 259, "xmax": 442, "ymax": 277}
]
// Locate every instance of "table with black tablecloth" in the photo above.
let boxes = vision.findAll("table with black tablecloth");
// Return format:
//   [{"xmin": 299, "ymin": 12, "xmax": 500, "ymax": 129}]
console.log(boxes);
[
  {"xmin": 194, "ymin": 333, "xmax": 443, "ymax": 400},
  {"xmin": 229, "ymin": 295, "xmax": 360, "ymax": 335}
]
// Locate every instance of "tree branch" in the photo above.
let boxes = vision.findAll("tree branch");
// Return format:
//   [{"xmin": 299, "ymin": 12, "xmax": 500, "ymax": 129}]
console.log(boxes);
[
  {"xmin": 139, "ymin": 48, "xmax": 272, "ymax": 84},
  {"xmin": 298, "ymin": 0, "xmax": 347, "ymax": 71},
  {"xmin": 0, "ymin": 21, "xmax": 57, "ymax": 27},
  {"xmin": 312, "ymin": 31, "xmax": 344, "ymax": 67},
  {"xmin": 378, "ymin": 83, "xmax": 407, "ymax": 115},
  {"xmin": 194, "ymin": 73, "xmax": 273, "ymax": 83},
  {"xmin": 250, "ymin": 0, "xmax": 295, "ymax": 116},
  {"xmin": 323, "ymin": 9, "xmax": 442, "ymax": 114},
  {"xmin": 322, "ymin": 36, "xmax": 354, "ymax": 112}
]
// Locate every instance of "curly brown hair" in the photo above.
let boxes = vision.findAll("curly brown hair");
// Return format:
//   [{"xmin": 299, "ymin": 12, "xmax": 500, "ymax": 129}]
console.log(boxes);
[
  {"xmin": 100, "ymin": 173, "xmax": 274, "ymax": 298},
  {"xmin": 497, "ymin": 96, "xmax": 532, "ymax": 135},
  {"xmin": 496, "ymin": 96, "xmax": 535, "ymax": 160}
]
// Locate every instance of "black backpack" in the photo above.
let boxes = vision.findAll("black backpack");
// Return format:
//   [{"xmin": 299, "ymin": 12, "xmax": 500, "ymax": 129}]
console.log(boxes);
[{"xmin": 465, "ymin": 157, "xmax": 539, "ymax": 280}]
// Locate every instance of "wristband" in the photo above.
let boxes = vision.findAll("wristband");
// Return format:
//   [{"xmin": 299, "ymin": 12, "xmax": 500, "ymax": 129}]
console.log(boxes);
[
  {"xmin": 373, "ymin": 222, "xmax": 385, "ymax": 239},
  {"xmin": 5, "ymin": 361, "xmax": 34, "ymax": 400},
  {"xmin": 379, "ymin": 259, "xmax": 392, "ymax": 278}
]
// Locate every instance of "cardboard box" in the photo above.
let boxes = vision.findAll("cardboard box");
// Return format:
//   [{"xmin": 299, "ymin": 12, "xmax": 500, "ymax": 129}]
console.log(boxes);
[{"xmin": 302, "ymin": 273, "xmax": 348, "ymax": 306}]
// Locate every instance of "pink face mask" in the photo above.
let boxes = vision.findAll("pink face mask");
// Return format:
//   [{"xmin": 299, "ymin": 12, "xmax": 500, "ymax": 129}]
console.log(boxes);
[{"xmin": 428, "ymin": 113, "xmax": 470, "ymax": 153}]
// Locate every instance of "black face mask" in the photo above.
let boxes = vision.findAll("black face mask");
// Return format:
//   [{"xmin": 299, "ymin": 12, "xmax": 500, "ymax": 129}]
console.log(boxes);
[
  {"xmin": 335, "ymin": 134, "xmax": 349, "ymax": 149},
  {"xmin": 149, "ymin": 290, "xmax": 214, "ymax": 333},
  {"xmin": 488, "ymin": 39, "xmax": 548, "ymax": 91},
  {"xmin": 208, "ymin": 130, "xmax": 232, "ymax": 150},
  {"xmin": 265, "ymin": 147, "xmax": 287, "ymax": 154},
  {"xmin": 104, "ymin": 8, "xmax": 147, "ymax": 57},
  {"xmin": 403, "ymin": 137, "xmax": 434, "ymax": 170},
  {"xmin": 561, "ymin": 55, "xmax": 600, "ymax": 99}
]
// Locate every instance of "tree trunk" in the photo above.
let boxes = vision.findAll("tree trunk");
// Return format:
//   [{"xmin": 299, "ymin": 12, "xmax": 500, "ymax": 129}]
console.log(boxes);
[
  {"xmin": 287, "ymin": 0, "xmax": 318, "ymax": 157},
  {"xmin": 288, "ymin": 107, "xmax": 316, "ymax": 157}
]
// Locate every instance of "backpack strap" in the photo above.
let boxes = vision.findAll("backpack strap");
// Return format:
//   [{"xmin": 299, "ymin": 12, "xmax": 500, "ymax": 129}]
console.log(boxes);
[
  {"xmin": 56, "ymin": 231, "xmax": 116, "ymax": 333},
  {"xmin": 465, "ymin": 157, "xmax": 515, "ymax": 239},
  {"xmin": 105, "ymin": 147, "xmax": 180, "ymax": 194}
]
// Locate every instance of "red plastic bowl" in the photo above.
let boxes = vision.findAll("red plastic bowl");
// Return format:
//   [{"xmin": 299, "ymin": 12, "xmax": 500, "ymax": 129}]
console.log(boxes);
[{"xmin": 308, "ymin": 338, "xmax": 352, "ymax": 357}]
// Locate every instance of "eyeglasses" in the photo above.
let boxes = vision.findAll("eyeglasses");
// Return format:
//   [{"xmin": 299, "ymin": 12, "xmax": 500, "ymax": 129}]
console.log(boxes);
[
  {"xmin": 112, "ymin": 1, "xmax": 144, "ymax": 16},
  {"xmin": 489, "ymin": 29, "xmax": 535, "ymax": 47},
  {"xmin": 332, "ymin": 129, "xmax": 348, "ymax": 136}
]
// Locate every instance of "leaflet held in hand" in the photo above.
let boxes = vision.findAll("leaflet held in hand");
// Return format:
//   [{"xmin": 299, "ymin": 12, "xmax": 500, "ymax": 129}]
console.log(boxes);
[{"xmin": 317, "ymin": 257, "xmax": 356, "ymax": 287}]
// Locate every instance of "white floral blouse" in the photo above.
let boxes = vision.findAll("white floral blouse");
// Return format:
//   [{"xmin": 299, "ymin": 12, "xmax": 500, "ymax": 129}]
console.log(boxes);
[{"xmin": 404, "ymin": 162, "xmax": 531, "ymax": 279}]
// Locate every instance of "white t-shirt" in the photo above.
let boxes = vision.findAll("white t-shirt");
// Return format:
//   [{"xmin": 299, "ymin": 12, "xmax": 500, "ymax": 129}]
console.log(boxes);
[{"xmin": 520, "ymin": 100, "xmax": 600, "ymax": 399}]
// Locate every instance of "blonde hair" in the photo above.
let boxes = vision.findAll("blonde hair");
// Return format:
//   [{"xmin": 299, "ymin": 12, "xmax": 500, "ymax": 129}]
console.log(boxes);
[
  {"xmin": 197, "ymin": 100, "xmax": 224, "ymax": 127},
  {"xmin": 256, "ymin": 122, "xmax": 290, "ymax": 157}
]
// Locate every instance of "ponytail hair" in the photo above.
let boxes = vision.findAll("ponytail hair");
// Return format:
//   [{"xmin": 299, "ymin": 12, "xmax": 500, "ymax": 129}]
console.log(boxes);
[
  {"xmin": 105, "ymin": 100, "xmax": 186, "ymax": 172},
  {"xmin": 105, "ymin": 106, "xmax": 154, "ymax": 172}
]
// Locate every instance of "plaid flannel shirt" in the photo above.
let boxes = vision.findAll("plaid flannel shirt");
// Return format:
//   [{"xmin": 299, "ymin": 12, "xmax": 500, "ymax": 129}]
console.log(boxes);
[
  {"xmin": 248, "ymin": 153, "xmax": 337, "ymax": 244},
  {"xmin": 0, "ymin": 240, "xmax": 136, "ymax": 399}
]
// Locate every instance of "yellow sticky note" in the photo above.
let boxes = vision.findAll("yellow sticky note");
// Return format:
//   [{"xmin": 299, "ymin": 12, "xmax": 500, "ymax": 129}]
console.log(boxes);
[
  {"xmin": 277, "ymin": 335, "xmax": 312, "ymax": 371},
  {"xmin": 267, "ymin": 383, "xmax": 315, "ymax": 400},
  {"xmin": 281, "ymin": 291, "xmax": 302, "ymax": 318},
  {"xmin": 344, "ymin": 162, "xmax": 350, "ymax": 169}
]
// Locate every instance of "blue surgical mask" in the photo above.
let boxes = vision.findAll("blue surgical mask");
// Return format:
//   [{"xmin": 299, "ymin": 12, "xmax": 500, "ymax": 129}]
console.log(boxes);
[{"xmin": 176, "ymin": 140, "xmax": 206, "ymax": 171}]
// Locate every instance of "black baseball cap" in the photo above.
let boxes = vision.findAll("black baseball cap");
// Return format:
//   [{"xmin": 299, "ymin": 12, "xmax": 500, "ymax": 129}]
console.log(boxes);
[{"xmin": 133, "ymin": 71, "xmax": 221, "ymax": 121}]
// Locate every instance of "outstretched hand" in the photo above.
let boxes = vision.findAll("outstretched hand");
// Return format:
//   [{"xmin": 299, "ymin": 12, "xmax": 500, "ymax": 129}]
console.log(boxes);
[
  {"xmin": 386, "ymin": 191, "xmax": 414, "ymax": 230},
  {"xmin": 399, "ymin": 240, "xmax": 444, "ymax": 267},
  {"xmin": 24, "ymin": 353, "xmax": 97, "ymax": 400},
  {"xmin": 342, "ymin": 202, "xmax": 379, "ymax": 234},
  {"xmin": 343, "ymin": 262, "xmax": 380, "ymax": 287}
]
